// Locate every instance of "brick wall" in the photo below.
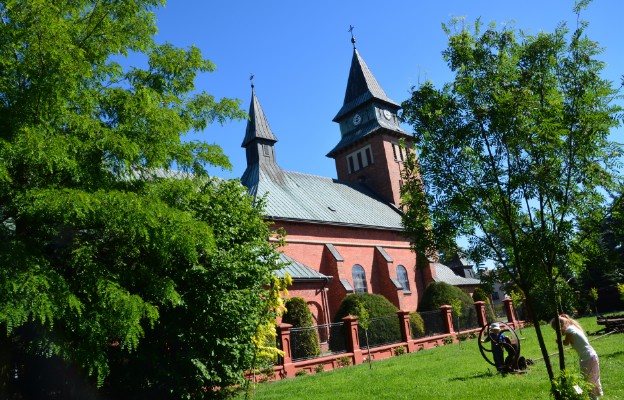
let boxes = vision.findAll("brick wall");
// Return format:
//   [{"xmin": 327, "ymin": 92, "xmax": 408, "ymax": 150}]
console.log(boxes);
[{"xmin": 274, "ymin": 220, "xmax": 430, "ymax": 321}]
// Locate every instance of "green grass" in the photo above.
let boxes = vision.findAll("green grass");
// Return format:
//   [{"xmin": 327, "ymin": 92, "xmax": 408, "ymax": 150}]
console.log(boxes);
[{"xmin": 238, "ymin": 316, "xmax": 624, "ymax": 399}]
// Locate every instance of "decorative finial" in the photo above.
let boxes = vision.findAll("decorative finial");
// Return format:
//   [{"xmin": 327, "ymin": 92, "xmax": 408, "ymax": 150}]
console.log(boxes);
[
  {"xmin": 348, "ymin": 25, "xmax": 356, "ymax": 48},
  {"xmin": 250, "ymin": 73, "xmax": 254, "ymax": 88}
]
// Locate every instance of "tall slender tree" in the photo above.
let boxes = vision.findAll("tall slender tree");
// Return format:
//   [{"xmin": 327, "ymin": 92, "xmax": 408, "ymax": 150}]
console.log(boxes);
[
  {"xmin": 0, "ymin": 1, "xmax": 280, "ymax": 397},
  {"xmin": 400, "ymin": 3, "xmax": 622, "ymax": 393}
]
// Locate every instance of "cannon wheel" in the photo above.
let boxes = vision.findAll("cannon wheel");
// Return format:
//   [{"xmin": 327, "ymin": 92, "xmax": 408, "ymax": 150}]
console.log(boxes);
[{"xmin": 477, "ymin": 322, "xmax": 521, "ymax": 370}]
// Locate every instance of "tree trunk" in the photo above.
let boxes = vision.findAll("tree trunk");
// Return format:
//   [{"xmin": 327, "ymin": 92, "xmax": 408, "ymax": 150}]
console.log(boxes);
[
  {"xmin": 525, "ymin": 298, "xmax": 561, "ymax": 399},
  {"xmin": 0, "ymin": 325, "xmax": 10, "ymax": 400}
]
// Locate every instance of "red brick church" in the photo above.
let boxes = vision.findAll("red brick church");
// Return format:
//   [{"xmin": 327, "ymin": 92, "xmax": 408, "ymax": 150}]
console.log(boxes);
[{"xmin": 240, "ymin": 40, "xmax": 478, "ymax": 327}]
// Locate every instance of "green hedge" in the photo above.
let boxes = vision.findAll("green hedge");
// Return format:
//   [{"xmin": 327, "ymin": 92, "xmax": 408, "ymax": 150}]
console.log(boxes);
[
  {"xmin": 418, "ymin": 282, "xmax": 474, "ymax": 311},
  {"xmin": 332, "ymin": 294, "xmax": 401, "ymax": 349},
  {"xmin": 472, "ymin": 286, "xmax": 496, "ymax": 323},
  {"xmin": 282, "ymin": 297, "xmax": 320, "ymax": 360}
]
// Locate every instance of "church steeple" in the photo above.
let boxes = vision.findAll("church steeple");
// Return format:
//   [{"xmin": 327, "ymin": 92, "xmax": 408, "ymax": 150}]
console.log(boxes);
[
  {"xmin": 328, "ymin": 33, "xmax": 413, "ymax": 207},
  {"xmin": 241, "ymin": 83, "xmax": 278, "ymax": 149},
  {"xmin": 241, "ymin": 83, "xmax": 284, "ymax": 187},
  {"xmin": 332, "ymin": 47, "xmax": 400, "ymax": 124}
]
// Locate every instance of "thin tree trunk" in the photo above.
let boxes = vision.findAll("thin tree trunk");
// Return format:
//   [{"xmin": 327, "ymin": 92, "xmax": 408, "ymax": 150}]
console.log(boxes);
[{"xmin": 525, "ymin": 298, "xmax": 561, "ymax": 399}]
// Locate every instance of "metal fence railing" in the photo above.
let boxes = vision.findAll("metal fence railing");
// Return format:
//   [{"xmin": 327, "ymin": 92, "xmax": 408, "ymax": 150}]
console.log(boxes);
[
  {"xmin": 455, "ymin": 306, "xmax": 480, "ymax": 331},
  {"xmin": 490, "ymin": 303, "xmax": 507, "ymax": 321},
  {"xmin": 358, "ymin": 315, "xmax": 402, "ymax": 349},
  {"xmin": 418, "ymin": 310, "xmax": 445, "ymax": 337},
  {"xmin": 291, "ymin": 322, "xmax": 348, "ymax": 362}
]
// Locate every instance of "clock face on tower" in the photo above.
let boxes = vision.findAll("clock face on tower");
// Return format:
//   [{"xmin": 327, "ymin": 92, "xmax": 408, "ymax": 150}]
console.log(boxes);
[
  {"xmin": 383, "ymin": 109, "xmax": 392, "ymax": 120},
  {"xmin": 352, "ymin": 113, "xmax": 362, "ymax": 126}
]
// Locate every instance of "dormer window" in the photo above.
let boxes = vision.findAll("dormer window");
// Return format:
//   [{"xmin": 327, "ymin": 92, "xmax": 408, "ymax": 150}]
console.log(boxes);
[{"xmin": 347, "ymin": 145, "xmax": 373, "ymax": 173}]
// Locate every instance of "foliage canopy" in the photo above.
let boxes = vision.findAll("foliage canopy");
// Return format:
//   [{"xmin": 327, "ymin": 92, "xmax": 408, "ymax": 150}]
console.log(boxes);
[
  {"xmin": 0, "ymin": 0, "xmax": 281, "ymax": 398},
  {"xmin": 400, "ymin": 8, "xmax": 622, "ymax": 391}
]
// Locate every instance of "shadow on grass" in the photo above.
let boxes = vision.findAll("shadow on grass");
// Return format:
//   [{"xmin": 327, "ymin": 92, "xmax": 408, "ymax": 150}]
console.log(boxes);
[
  {"xmin": 602, "ymin": 350, "xmax": 624, "ymax": 360},
  {"xmin": 448, "ymin": 370, "xmax": 497, "ymax": 382}
]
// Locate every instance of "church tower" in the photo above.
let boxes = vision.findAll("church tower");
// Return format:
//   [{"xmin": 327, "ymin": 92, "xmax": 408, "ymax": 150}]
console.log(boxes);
[
  {"xmin": 327, "ymin": 35, "xmax": 413, "ymax": 207},
  {"xmin": 241, "ymin": 82, "xmax": 286, "ymax": 189}
]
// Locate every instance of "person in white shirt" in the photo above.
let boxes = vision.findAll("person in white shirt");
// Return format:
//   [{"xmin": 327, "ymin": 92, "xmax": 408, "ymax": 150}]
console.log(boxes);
[{"xmin": 550, "ymin": 314, "xmax": 603, "ymax": 398}]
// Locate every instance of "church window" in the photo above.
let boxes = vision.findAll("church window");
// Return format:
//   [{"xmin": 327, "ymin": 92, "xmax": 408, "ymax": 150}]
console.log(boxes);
[
  {"xmin": 392, "ymin": 143, "xmax": 405, "ymax": 162},
  {"xmin": 262, "ymin": 144, "xmax": 270, "ymax": 156},
  {"xmin": 346, "ymin": 145, "xmax": 374, "ymax": 174},
  {"xmin": 352, "ymin": 265, "xmax": 368, "ymax": 293},
  {"xmin": 396, "ymin": 265, "xmax": 410, "ymax": 293}
]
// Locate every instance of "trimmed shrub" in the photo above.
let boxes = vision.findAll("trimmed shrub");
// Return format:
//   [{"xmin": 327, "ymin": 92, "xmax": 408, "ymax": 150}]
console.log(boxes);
[
  {"xmin": 473, "ymin": 286, "xmax": 496, "ymax": 323},
  {"xmin": 410, "ymin": 312, "xmax": 425, "ymax": 337},
  {"xmin": 333, "ymin": 293, "xmax": 399, "ymax": 320},
  {"xmin": 419, "ymin": 282, "xmax": 477, "ymax": 331},
  {"xmin": 282, "ymin": 297, "xmax": 320, "ymax": 360},
  {"xmin": 332, "ymin": 293, "xmax": 401, "ymax": 349},
  {"xmin": 418, "ymin": 282, "xmax": 474, "ymax": 311}
]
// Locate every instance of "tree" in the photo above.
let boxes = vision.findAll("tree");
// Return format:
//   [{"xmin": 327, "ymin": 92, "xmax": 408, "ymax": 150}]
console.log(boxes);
[
  {"xmin": 400, "ymin": 4, "xmax": 622, "ymax": 394},
  {"xmin": 0, "ymin": 1, "xmax": 280, "ymax": 398},
  {"xmin": 576, "ymin": 191, "xmax": 624, "ymax": 311}
]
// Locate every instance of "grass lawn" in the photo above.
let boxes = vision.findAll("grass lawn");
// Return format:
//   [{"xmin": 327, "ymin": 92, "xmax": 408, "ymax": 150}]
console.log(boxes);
[{"xmin": 238, "ymin": 316, "xmax": 624, "ymax": 400}]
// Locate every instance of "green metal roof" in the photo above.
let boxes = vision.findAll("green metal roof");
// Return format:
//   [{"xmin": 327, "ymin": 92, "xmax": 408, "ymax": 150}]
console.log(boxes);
[
  {"xmin": 274, "ymin": 253, "xmax": 331, "ymax": 281},
  {"xmin": 243, "ymin": 163, "xmax": 404, "ymax": 230}
]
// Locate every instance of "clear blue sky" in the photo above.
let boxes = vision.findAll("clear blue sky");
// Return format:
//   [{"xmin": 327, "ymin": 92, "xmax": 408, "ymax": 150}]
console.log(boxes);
[{"xmin": 150, "ymin": 0, "xmax": 624, "ymax": 180}]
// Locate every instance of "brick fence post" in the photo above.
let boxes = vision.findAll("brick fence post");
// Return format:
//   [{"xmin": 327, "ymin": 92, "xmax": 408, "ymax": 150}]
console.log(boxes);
[
  {"xmin": 503, "ymin": 298, "xmax": 518, "ymax": 327},
  {"xmin": 440, "ymin": 305, "xmax": 454, "ymax": 333},
  {"xmin": 397, "ymin": 310, "xmax": 415, "ymax": 352},
  {"xmin": 342, "ymin": 315, "xmax": 363, "ymax": 365},
  {"xmin": 474, "ymin": 301, "xmax": 487, "ymax": 327},
  {"xmin": 277, "ymin": 323, "xmax": 295, "ymax": 378}
]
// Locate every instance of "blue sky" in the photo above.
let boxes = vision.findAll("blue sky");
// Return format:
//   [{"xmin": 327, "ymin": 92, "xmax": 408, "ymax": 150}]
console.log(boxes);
[{"xmin": 151, "ymin": 0, "xmax": 624, "ymax": 181}]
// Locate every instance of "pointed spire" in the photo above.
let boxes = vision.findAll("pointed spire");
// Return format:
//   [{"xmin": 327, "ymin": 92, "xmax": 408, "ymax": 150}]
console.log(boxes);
[
  {"xmin": 333, "ymin": 46, "xmax": 399, "ymax": 122},
  {"xmin": 241, "ymin": 83, "xmax": 278, "ymax": 148}
]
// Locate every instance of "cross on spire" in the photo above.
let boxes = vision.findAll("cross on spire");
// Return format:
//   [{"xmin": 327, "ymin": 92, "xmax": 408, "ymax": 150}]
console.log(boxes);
[
  {"xmin": 348, "ymin": 25, "xmax": 356, "ymax": 48},
  {"xmin": 249, "ymin": 73, "xmax": 254, "ymax": 88}
]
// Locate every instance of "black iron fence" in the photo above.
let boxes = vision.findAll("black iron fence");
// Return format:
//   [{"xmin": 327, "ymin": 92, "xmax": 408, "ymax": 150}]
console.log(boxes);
[
  {"xmin": 358, "ymin": 315, "xmax": 402, "ymax": 349},
  {"xmin": 418, "ymin": 310, "xmax": 445, "ymax": 337}
]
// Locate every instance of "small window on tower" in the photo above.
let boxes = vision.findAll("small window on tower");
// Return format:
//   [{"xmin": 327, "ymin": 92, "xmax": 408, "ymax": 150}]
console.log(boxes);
[
  {"xmin": 346, "ymin": 145, "xmax": 373, "ymax": 174},
  {"xmin": 392, "ymin": 143, "xmax": 405, "ymax": 162},
  {"xmin": 262, "ymin": 144, "xmax": 270, "ymax": 157}
]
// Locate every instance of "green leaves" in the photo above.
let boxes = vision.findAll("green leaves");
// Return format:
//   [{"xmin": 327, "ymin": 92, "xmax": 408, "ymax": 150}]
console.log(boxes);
[
  {"xmin": 0, "ymin": 0, "xmax": 277, "ymax": 396},
  {"xmin": 401, "ymin": 8, "xmax": 622, "ymax": 390}
]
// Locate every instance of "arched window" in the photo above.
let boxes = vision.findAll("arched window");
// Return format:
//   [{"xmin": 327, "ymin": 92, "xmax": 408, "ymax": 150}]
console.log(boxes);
[
  {"xmin": 396, "ymin": 265, "xmax": 410, "ymax": 293},
  {"xmin": 352, "ymin": 265, "xmax": 368, "ymax": 293}
]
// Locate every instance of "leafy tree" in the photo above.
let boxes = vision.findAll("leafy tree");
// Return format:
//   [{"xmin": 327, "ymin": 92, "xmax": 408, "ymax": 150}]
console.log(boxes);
[
  {"xmin": 400, "ymin": 4, "xmax": 622, "ymax": 393},
  {"xmin": 576, "ymin": 192, "xmax": 624, "ymax": 311},
  {"xmin": 0, "ymin": 1, "xmax": 281, "ymax": 398}
]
